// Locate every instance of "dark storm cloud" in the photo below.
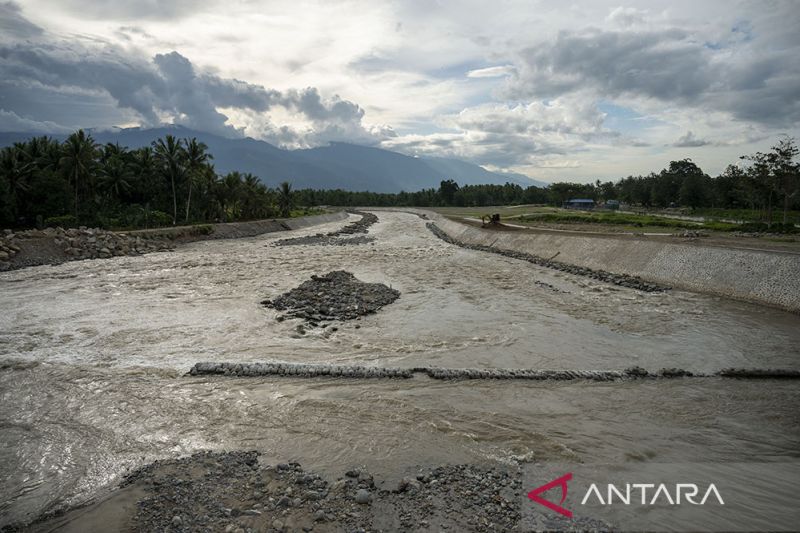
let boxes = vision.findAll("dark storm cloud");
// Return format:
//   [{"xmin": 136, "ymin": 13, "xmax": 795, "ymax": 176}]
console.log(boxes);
[
  {"xmin": 0, "ymin": 9, "xmax": 376, "ymax": 142},
  {"xmin": 0, "ymin": 1, "xmax": 42, "ymax": 38},
  {"xmin": 507, "ymin": 20, "xmax": 800, "ymax": 127},
  {"xmin": 674, "ymin": 131, "xmax": 711, "ymax": 148},
  {"xmin": 510, "ymin": 28, "xmax": 715, "ymax": 102},
  {"xmin": 285, "ymin": 87, "xmax": 365, "ymax": 123}
]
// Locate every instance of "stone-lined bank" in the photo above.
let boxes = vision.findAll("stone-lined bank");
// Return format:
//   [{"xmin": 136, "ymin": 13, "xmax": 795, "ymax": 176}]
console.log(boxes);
[
  {"xmin": 0, "ymin": 211, "xmax": 347, "ymax": 272},
  {"xmin": 421, "ymin": 212, "xmax": 800, "ymax": 312},
  {"xmin": 0, "ymin": 227, "xmax": 173, "ymax": 271},
  {"xmin": 427, "ymin": 222, "xmax": 669, "ymax": 292}
]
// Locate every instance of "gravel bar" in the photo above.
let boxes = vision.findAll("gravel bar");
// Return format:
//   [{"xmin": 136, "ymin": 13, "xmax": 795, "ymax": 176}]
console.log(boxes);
[
  {"xmin": 273, "ymin": 210, "xmax": 379, "ymax": 246},
  {"xmin": 261, "ymin": 270, "xmax": 400, "ymax": 326}
]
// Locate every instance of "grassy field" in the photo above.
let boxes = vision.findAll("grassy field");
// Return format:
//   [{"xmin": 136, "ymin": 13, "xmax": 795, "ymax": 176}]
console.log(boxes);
[{"xmin": 430, "ymin": 206, "xmax": 798, "ymax": 234}]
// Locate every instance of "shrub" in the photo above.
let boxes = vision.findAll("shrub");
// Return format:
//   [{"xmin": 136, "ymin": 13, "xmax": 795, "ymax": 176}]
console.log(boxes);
[
  {"xmin": 43, "ymin": 214, "xmax": 78, "ymax": 228},
  {"xmin": 148, "ymin": 210, "xmax": 172, "ymax": 228}
]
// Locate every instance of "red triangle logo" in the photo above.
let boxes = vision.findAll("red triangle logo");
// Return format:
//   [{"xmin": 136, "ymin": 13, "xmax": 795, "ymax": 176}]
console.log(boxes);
[{"xmin": 527, "ymin": 472, "xmax": 573, "ymax": 518}]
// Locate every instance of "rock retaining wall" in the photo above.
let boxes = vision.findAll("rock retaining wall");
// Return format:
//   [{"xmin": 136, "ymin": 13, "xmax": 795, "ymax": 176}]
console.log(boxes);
[
  {"xmin": 188, "ymin": 362, "xmax": 800, "ymax": 380},
  {"xmin": 0, "ymin": 227, "xmax": 173, "ymax": 271},
  {"xmin": 0, "ymin": 211, "xmax": 348, "ymax": 272}
]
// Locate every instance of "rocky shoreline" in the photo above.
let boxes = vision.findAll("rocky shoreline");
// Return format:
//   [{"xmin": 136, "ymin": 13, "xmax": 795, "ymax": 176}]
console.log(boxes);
[
  {"xmin": 426, "ymin": 222, "xmax": 669, "ymax": 293},
  {"xmin": 0, "ymin": 212, "xmax": 351, "ymax": 272},
  {"xmin": 0, "ymin": 227, "xmax": 173, "ymax": 271},
  {"xmin": 27, "ymin": 451, "xmax": 612, "ymax": 532}
]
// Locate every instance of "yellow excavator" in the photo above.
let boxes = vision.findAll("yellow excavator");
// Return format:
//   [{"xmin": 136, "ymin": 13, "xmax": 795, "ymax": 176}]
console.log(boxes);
[{"xmin": 481, "ymin": 213, "xmax": 501, "ymax": 227}]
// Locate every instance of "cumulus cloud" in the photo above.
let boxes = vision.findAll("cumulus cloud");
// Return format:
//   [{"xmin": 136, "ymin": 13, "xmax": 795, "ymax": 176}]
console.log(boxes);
[
  {"xmin": 466, "ymin": 65, "xmax": 515, "ymax": 79},
  {"xmin": 674, "ymin": 130, "xmax": 711, "ymax": 148},
  {"xmin": 0, "ymin": 1, "xmax": 42, "ymax": 38},
  {"xmin": 0, "ymin": 109, "xmax": 72, "ymax": 133},
  {"xmin": 2, "ymin": 0, "xmax": 799, "ymax": 180},
  {"xmin": 605, "ymin": 6, "xmax": 648, "ymax": 27},
  {"xmin": 506, "ymin": 16, "xmax": 800, "ymax": 128},
  {"xmin": 508, "ymin": 28, "xmax": 714, "ymax": 103},
  {"xmin": 50, "ymin": 0, "xmax": 217, "ymax": 21},
  {"xmin": 382, "ymin": 98, "xmax": 606, "ymax": 168},
  {"xmin": 0, "ymin": 7, "xmax": 383, "ymax": 147}
]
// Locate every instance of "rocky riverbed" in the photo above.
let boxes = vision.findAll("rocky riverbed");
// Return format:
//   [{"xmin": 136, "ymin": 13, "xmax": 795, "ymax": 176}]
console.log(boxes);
[
  {"xmin": 31, "ymin": 450, "xmax": 610, "ymax": 532},
  {"xmin": 4, "ymin": 210, "xmax": 800, "ymax": 532},
  {"xmin": 261, "ymin": 270, "xmax": 401, "ymax": 327}
]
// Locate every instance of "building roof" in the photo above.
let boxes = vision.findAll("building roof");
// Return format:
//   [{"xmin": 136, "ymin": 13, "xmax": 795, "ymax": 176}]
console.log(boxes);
[{"xmin": 566, "ymin": 198, "xmax": 595, "ymax": 203}]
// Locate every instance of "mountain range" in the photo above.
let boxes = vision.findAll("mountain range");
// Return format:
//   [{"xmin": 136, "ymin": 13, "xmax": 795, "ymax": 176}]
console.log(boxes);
[{"xmin": 0, "ymin": 126, "xmax": 547, "ymax": 193}]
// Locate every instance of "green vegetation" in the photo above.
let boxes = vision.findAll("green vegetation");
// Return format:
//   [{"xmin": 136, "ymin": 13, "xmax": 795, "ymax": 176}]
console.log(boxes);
[
  {"xmin": 516, "ymin": 212, "xmax": 755, "ymax": 232},
  {"xmin": 292, "ymin": 139, "xmax": 798, "ymax": 229},
  {"xmin": 1, "ymin": 131, "xmax": 797, "ymax": 232},
  {"xmin": 0, "ymin": 131, "xmax": 285, "ymax": 230}
]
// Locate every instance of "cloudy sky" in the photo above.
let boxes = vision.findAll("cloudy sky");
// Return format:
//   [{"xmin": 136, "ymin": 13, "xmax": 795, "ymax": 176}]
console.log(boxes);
[{"xmin": 1, "ymin": 0, "xmax": 798, "ymax": 182}]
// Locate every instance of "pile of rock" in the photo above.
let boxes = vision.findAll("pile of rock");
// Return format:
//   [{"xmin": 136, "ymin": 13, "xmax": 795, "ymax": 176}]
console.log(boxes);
[
  {"xmin": 0, "ymin": 227, "xmax": 171, "ymax": 271},
  {"xmin": 674, "ymin": 230, "xmax": 707, "ymax": 238},
  {"xmin": 112, "ymin": 451, "xmax": 610, "ymax": 532},
  {"xmin": 273, "ymin": 234, "xmax": 375, "ymax": 247},
  {"xmin": 427, "ymin": 222, "xmax": 669, "ymax": 293},
  {"xmin": 53, "ymin": 228, "xmax": 172, "ymax": 259},
  {"xmin": 190, "ymin": 361, "xmax": 414, "ymax": 378},
  {"xmin": 189, "ymin": 362, "xmax": 720, "ymax": 381},
  {"xmin": 261, "ymin": 270, "xmax": 400, "ymax": 325},
  {"xmin": 330, "ymin": 210, "xmax": 379, "ymax": 235},
  {"xmin": 0, "ymin": 230, "xmax": 21, "ymax": 264},
  {"xmin": 273, "ymin": 210, "xmax": 379, "ymax": 246}
]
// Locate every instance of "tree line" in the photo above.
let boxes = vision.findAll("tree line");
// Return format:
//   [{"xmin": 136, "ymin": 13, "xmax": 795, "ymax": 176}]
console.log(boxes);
[
  {"xmin": 295, "ymin": 138, "xmax": 799, "ymax": 225},
  {"xmin": 1, "ymin": 131, "xmax": 797, "ymax": 229},
  {"xmin": 0, "ymin": 131, "xmax": 295, "ymax": 229}
]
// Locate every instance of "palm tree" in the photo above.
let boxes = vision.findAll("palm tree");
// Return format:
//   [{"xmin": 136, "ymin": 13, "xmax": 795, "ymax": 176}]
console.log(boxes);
[
  {"xmin": 220, "ymin": 172, "xmax": 244, "ymax": 221},
  {"xmin": 98, "ymin": 154, "xmax": 133, "ymax": 200},
  {"xmin": 183, "ymin": 137, "xmax": 212, "ymax": 223},
  {"xmin": 59, "ymin": 130, "xmax": 98, "ymax": 221},
  {"xmin": 0, "ymin": 146, "xmax": 29, "ymax": 222},
  {"xmin": 152, "ymin": 135, "xmax": 186, "ymax": 225},
  {"xmin": 277, "ymin": 181, "xmax": 293, "ymax": 218}
]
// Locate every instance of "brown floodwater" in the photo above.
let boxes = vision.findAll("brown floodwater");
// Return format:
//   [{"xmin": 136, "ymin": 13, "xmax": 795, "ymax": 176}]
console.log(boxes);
[{"xmin": 1, "ymin": 211, "xmax": 799, "ymax": 527}]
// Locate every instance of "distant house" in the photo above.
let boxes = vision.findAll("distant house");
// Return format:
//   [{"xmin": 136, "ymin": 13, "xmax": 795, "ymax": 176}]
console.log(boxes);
[
  {"xmin": 563, "ymin": 198, "xmax": 595, "ymax": 210},
  {"xmin": 605, "ymin": 200, "xmax": 620, "ymax": 210}
]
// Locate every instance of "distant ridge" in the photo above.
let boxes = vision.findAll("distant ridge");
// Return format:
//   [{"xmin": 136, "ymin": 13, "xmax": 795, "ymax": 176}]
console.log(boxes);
[{"xmin": 0, "ymin": 126, "xmax": 548, "ymax": 193}]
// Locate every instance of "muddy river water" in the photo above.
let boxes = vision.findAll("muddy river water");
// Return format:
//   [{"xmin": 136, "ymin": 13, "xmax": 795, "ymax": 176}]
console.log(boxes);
[{"xmin": 1, "ymin": 211, "xmax": 799, "ymax": 527}]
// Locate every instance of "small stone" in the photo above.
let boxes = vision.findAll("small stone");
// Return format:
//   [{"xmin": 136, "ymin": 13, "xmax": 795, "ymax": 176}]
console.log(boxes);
[
  {"xmin": 277, "ymin": 496, "xmax": 291, "ymax": 508},
  {"xmin": 314, "ymin": 509, "xmax": 327, "ymax": 522},
  {"xmin": 171, "ymin": 515, "xmax": 182, "ymax": 526},
  {"xmin": 355, "ymin": 488, "xmax": 371, "ymax": 504},
  {"xmin": 272, "ymin": 519, "xmax": 284, "ymax": 530}
]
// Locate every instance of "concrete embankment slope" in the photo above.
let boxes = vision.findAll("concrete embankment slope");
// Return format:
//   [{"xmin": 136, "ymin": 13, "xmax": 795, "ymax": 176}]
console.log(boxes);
[{"xmin": 427, "ymin": 212, "xmax": 800, "ymax": 313}]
